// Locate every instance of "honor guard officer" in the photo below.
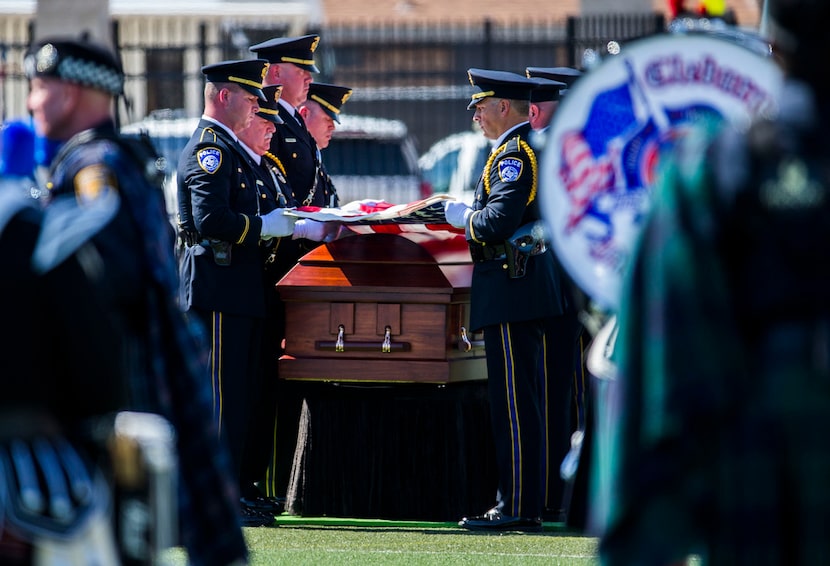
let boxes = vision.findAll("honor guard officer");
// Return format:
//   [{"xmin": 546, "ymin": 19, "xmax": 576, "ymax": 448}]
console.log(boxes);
[
  {"xmin": 445, "ymin": 69, "xmax": 567, "ymax": 532},
  {"xmin": 234, "ymin": 83, "xmax": 336, "ymax": 515},
  {"xmin": 298, "ymin": 82, "xmax": 354, "ymax": 207},
  {"xmin": 526, "ymin": 69, "xmax": 591, "ymax": 525},
  {"xmin": 25, "ymin": 37, "xmax": 250, "ymax": 562},
  {"xmin": 177, "ymin": 57, "xmax": 309, "ymax": 527},
  {"xmin": 249, "ymin": 34, "xmax": 323, "ymax": 206},
  {"xmin": 527, "ymin": 77, "xmax": 566, "ymax": 133},
  {"xmin": 526, "ymin": 67, "xmax": 582, "ymax": 95}
]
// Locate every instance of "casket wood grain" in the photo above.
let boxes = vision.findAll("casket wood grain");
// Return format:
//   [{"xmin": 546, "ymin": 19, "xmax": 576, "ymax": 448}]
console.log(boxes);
[{"xmin": 276, "ymin": 231, "xmax": 486, "ymax": 383}]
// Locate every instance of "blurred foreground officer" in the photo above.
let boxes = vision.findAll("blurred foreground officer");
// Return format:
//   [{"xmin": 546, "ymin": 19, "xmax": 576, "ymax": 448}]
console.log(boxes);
[
  {"xmin": 598, "ymin": 1, "xmax": 830, "ymax": 564},
  {"xmin": 250, "ymin": 34, "xmax": 323, "ymax": 206},
  {"xmin": 446, "ymin": 69, "xmax": 567, "ymax": 532},
  {"xmin": 25, "ymin": 36, "xmax": 249, "ymax": 563},
  {"xmin": 0, "ymin": 187, "xmax": 124, "ymax": 566},
  {"xmin": 298, "ymin": 82, "xmax": 353, "ymax": 207}
]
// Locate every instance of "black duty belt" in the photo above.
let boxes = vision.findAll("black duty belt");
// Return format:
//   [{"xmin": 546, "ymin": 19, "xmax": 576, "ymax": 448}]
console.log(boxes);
[{"xmin": 469, "ymin": 243, "xmax": 507, "ymax": 262}]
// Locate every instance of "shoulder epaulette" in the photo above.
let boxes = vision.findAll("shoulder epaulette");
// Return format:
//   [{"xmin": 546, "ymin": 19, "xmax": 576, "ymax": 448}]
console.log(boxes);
[{"xmin": 198, "ymin": 127, "xmax": 219, "ymax": 144}]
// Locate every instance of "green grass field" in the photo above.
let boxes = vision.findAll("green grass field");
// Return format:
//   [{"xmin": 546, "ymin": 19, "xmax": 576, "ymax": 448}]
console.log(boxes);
[{"xmin": 164, "ymin": 517, "xmax": 600, "ymax": 565}]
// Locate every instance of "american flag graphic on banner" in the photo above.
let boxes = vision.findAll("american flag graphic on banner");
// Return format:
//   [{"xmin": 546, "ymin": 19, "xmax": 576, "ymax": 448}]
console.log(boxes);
[{"xmin": 290, "ymin": 195, "xmax": 465, "ymax": 235}]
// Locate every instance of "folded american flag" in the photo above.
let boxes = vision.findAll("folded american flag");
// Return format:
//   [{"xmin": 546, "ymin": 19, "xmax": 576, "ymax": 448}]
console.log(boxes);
[{"xmin": 291, "ymin": 194, "xmax": 464, "ymax": 235}]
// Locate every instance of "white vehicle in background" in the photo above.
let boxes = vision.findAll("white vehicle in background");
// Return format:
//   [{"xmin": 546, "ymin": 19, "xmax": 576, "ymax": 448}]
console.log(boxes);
[
  {"xmin": 121, "ymin": 109, "xmax": 429, "ymax": 221},
  {"xmin": 323, "ymin": 114, "xmax": 430, "ymax": 205},
  {"xmin": 418, "ymin": 131, "xmax": 491, "ymax": 206}
]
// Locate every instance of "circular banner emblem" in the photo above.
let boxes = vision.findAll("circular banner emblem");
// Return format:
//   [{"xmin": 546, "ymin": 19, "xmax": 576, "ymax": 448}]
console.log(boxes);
[{"xmin": 539, "ymin": 33, "xmax": 783, "ymax": 311}]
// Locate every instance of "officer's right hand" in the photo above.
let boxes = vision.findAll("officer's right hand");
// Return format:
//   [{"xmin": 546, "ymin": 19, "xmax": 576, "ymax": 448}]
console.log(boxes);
[{"xmin": 260, "ymin": 209, "xmax": 298, "ymax": 238}]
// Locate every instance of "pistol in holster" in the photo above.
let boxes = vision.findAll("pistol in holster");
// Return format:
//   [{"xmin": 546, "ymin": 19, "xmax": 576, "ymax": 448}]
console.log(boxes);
[{"xmin": 505, "ymin": 221, "xmax": 548, "ymax": 279}]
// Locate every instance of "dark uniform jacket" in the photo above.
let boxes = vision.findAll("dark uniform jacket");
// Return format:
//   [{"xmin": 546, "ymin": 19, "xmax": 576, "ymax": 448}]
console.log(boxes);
[
  {"xmin": 270, "ymin": 103, "xmax": 321, "ymax": 206},
  {"xmin": 258, "ymin": 151, "xmax": 306, "ymax": 279},
  {"xmin": 465, "ymin": 122, "xmax": 566, "ymax": 330},
  {"xmin": 177, "ymin": 118, "xmax": 266, "ymax": 318},
  {"xmin": 44, "ymin": 120, "xmax": 249, "ymax": 566},
  {"xmin": 315, "ymin": 158, "xmax": 340, "ymax": 208}
]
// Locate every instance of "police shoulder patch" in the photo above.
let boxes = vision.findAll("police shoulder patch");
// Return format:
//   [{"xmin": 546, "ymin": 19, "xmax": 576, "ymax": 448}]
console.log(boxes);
[
  {"xmin": 197, "ymin": 147, "xmax": 223, "ymax": 174},
  {"xmin": 497, "ymin": 157, "xmax": 523, "ymax": 182},
  {"xmin": 74, "ymin": 164, "xmax": 116, "ymax": 204}
]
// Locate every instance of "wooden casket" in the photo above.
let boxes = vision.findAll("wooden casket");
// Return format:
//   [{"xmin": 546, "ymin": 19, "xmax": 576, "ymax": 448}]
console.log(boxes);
[{"xmin": 276, "ymin": 231, "xmax": 486, "ymax": 383}]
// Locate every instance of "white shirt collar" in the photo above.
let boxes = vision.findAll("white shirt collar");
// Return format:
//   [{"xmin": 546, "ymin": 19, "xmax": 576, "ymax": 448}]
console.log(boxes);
[
  {"xmin": 492, "ymin": 121, "xmax": 529, "ymax": 151},
  {"xmin": 201, "ymin": 115, "xmax": 238, "ymax": 142},
  {"xmin": 238, "ymin": 140, "xmax": 261, "ymax": 165}
]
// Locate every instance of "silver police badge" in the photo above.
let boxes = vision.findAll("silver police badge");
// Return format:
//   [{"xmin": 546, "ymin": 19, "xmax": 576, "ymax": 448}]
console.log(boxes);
[
  {"xmin": 35, "ymin": 43, "xmax": 59, "ymax": 73},
  {"xmin": 197, "ymin": 147, "xmax": 223, "ymax": 174},
  {"xmin": 498, "ymin": 158, "xmax": 523, "ymax": 182}
]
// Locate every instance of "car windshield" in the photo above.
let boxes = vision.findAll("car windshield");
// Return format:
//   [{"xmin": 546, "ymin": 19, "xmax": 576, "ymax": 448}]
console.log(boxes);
[{"xmin": 324, "ymin": 138, "xmax": 414, "ymax": 176}]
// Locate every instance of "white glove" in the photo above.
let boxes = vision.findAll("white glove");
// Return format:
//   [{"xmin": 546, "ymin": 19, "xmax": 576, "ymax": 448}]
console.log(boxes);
[
  {"xmin": 444, "ymin": 200, "xmax": 472, "ymax": 229},
  {"xmin": 292, "ymin": 219, "xmax": 342, "ymax": 242},
  {"xmin": 260, "ymin": 208, "xmax": 297, "ymax": 238}
]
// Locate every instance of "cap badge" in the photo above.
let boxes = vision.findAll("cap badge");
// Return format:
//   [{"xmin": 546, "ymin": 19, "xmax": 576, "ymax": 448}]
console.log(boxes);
[{"xmin": 36, "ymin": 43, "xmax": 59, "ymax": 73}]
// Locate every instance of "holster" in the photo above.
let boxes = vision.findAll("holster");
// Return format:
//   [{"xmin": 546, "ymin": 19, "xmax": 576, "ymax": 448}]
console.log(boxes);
[
  {"xmin": 505, "ymin": 221, "xmax": 548, "ymax": 278},
  {"xmin": 208, "ymin": 239, "xmax": 232, "ymax": 266},
  {"xmin": 505, "ymin": 244, "xmax": 528, "ymax": 278}
]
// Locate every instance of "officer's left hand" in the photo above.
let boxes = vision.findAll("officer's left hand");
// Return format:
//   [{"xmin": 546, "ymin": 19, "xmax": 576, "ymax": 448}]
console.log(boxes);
[
  {"xmin": 292, "ymin": 219, "xmax": 343, "ymax": 242},
  {"xmin": 444, "ymin": 200, "xmax": 472, "ymax": 229}
]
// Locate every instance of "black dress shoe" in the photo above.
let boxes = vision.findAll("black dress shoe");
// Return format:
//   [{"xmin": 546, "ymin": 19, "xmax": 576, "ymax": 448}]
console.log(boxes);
[
  {"xmin": 239, "ymin": 505, "xmax": 274, "ymax": 527},
  {"xmin": 240, "ymin": 495, "xmax": 285, "ymax": 515},
  {"xmin": 458, "ymin": 508, "xmax": 543, "ymax": 533}
]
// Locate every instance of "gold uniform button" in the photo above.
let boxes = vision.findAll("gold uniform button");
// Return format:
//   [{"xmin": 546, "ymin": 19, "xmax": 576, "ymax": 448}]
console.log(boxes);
[
  {"xmin": 292, "ymin": 153, "xmax": 298, "ymax": 158},
  {"xmin": 502, "ymin": 263, "xmax": 508, "ymax": 270}
]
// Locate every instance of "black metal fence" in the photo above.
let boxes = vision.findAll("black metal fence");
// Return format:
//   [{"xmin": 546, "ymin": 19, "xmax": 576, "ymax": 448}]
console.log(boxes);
[
  {"xmin": 2, "ymin": 13, "xmax": 666, "ymax": 156},
  {"xmin": 310, "ymin": 14, "xmax": 665, "ymax": 151}
]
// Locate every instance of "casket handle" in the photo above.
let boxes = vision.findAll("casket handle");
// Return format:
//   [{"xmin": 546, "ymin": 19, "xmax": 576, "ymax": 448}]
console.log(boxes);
[
  {"xmin": 315, "ymin": 325, "xmax": 412, "ymax": 353},
  {"xmin": 335, "ymin": 324, "xmax": 345, "ymax": 352},
  {"xmin": 459, "ymin": 326, "xmax": 484, "ymax": 352}
]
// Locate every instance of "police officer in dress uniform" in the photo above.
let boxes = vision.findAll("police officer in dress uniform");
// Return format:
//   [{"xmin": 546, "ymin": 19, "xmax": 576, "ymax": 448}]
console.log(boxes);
[
  {"xmin": 526, "ymin": 67, "xmax": 582, "ymax": 95},
  {"xmin": 176, "ymin": 58, "xmax": 307, "ymax": 527},
  {"xmin": 298, "ymin": 82, "xmax": 354, "ymax": 208},
  {"xmin": 25, "ymin": 37, "xmax": 250, "ymax": 563},
  {"xmin": 246, "ymin": 82, "xmax": 354, "ymax": 507},
  {"xmin": 233, "ymin": 83, "xmax": 300, "ymax": 516},
  {"xmin": 445, "ymin": 69, "xmax": 567, "ymax": 532},
  {"xmin": 249, "ymin": 35, "xmax": 324, "ymax": 207},
  {"xmin": 526, "ymin": 67, "xmax": 592, "ymax": 525}
]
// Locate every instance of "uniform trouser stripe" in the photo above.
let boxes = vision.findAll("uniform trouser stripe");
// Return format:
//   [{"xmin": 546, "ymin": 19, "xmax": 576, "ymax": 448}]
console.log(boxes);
[
  {"xmin": 539, "ymin": 332, "xmax": 551, "ymax": 504},
  {"xmin": 486, "ymin": 318, "xmax": 545, "ymax": 519},
  {"xmin": 263, "ymin": 413, "xmax": 279, "ymax": 496},
  {"xmin": 500, "ymin": 322, "xmax": 524, "ymax": 517},
  {"xmin": 210, "ymin": 311, "xmax": 223, "ymax": 432}
]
